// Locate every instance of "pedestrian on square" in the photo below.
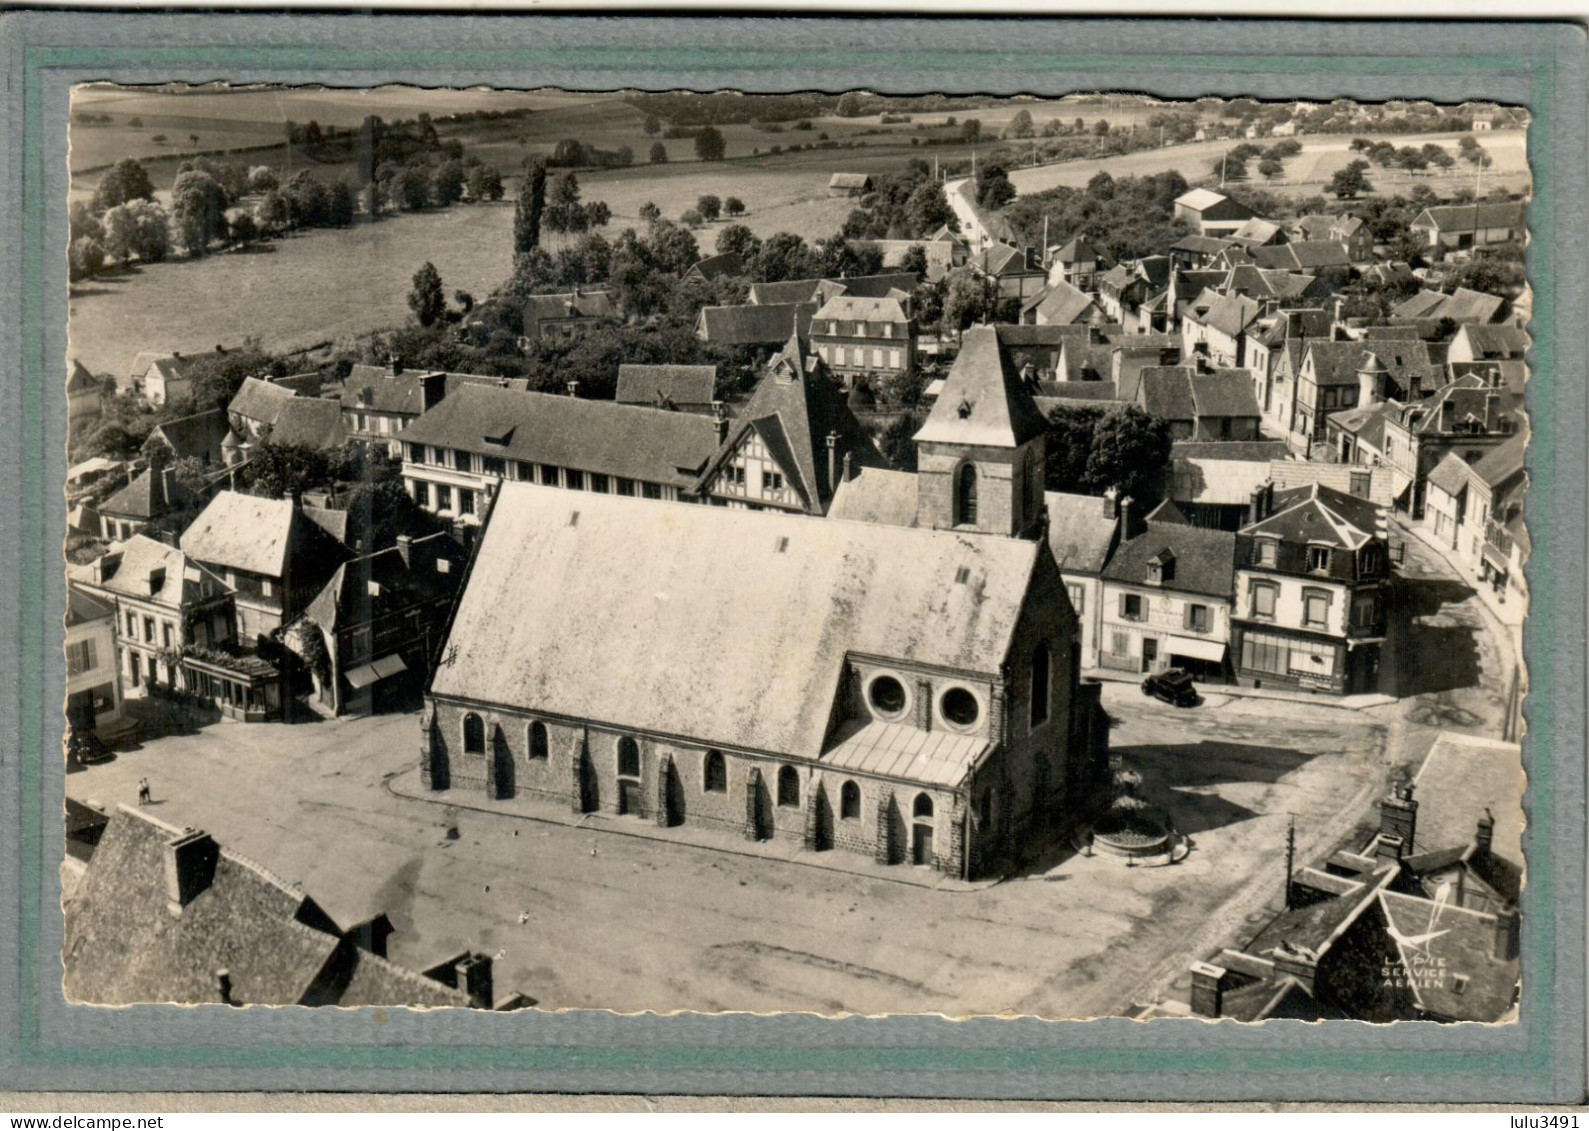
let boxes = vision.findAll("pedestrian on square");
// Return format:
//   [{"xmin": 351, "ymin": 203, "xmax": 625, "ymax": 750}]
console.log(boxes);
[{"xmin": 137, "ymin": 778, "xmax": 151, "ymax": 806}]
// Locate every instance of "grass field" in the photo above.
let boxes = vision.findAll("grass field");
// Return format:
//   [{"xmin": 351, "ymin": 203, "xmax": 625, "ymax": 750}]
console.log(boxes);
[{"xmin": 1008, "ymin": 129, "xmax": 1530, "ymax": 201}]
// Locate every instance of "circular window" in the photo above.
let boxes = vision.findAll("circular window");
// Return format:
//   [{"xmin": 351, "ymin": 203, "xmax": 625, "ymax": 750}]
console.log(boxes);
[
  {"xmin": 868, "ymin": 674, "xmax": 908, "ymax": 717},
  {"xmin": 940, "ymin": 687, "xmax": 981, "ymax": 728}
]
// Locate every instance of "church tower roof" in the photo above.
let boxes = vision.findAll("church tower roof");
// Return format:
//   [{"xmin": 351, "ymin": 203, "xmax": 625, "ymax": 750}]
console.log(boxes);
[{"xmin": 914, "ymin": 326, "xmax": 1048, "ymax": 449}]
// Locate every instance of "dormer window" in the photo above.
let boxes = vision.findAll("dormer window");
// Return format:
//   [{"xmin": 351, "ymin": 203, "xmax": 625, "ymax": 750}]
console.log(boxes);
[
  {"xmin": 1146, "ymin": 550, "xmax": 1175, "ymax": 585},
  {"xmin": 1308, "ymin": 545, "xmax": 1332, "ymax": 573},
  {"xmin": 1253, "ymin": 539, "xmax": 1277, "ymax": 567}
]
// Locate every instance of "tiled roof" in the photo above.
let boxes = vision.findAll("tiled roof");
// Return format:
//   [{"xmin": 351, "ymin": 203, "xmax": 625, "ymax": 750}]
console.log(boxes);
[
  {"xmin": 828, "ymin": 172, "xmax": 873, "ymax": 189},
  {"xmin": 1411, "ymin": 202, "xmax": 1526, "ymax": 234},
  {"xmin": 1427, "ymin": 451, "xmax": 1474, "ymax": 497},
  {"xmin": 1392, "ymin": 288, "xmax": 1507, "ymax": 325},
  {"xmin": 266, "ymin": 396, "xmax": 348, "ymax": 451},
  {"xmin": 1377, "ymin": 891, "xmax": 1518, "ymax": 1022},
  {"xmin": 432, "ymin": 483, "xmax": 1045, "ymax": 767},
  {"xmin": 831, "ymin": 272, "xmax": 920, "ymax": 300},
  {"xmin": 1231, "ymin": 218, "xmax": 1284, "ymax": 246},
  {"xmin": 973, "ymin": 243, "xmax": 1033, "ymax": 277},
  {"xmin": 687, "ymin": 251, "xmax": 744, "ymax": 280},
  {"xmin": 916, "ymin": 326, "xmax": 1049, "ymax": 448},
  {"xmin": 340, "ymin": 367, "xmax": 530, "ymax": 417},
  {"xmin": 1468, "ymin": 431, "xmax": 1527, "ymax": 489},
  {"xmin": 615, "ymin": 364, "xmax": 719, "ymax": 407},
  {"xmin": 1044, "ymin": 491, "xmax": 1118, "ymax": 573},
  {"xmin": 1242, "ymin": 482, "xmax": 1383, "ymax": 551},
  {"xmin": 522, "ymin": 289, "xmax": 615, "ymax": 327},
  {"xmin": 299, "ymin": 532, "xmax": 460, "ymax": 638},
  {"xmin": 1190, "ymin": 369, "xmax": 1261, "ymax": 419},
  {"xmin": 1456, "ymin": 324, "xmax": 1528, "ymax": 359},
  {"xmin": 1171, "ymin": 235, "xmax": 1234, "ymax": 255},
  {"xmin": 1254, "ymin": 240, "xmax": 1350, "ymax": 271},
  {"xmin": 1398, "ymin": 373, "xmax": 1524, "ymax": 436},
  {"xmin": 180, "ymin": 491, "xmax": 300, "ymax": 578},
  {"xmin": 229, "ymin": 376, "xmax": 297, "ymax": 425},
  {"xmin": 828, "ymin": 467, "xmax": 921, "ymax": 528},
  {"xmin": 1021, "ymin": 281, "xmax": 1097, "ymax": 326},
  {"xmin": 748, "ymin": 278, "xmax": 824, "ymax": 306},
  {"xmin": 697, "ymin": 301, "xmax": 816, "ymax": 346},
  {"xmin": 1138, "ymin": 367, "xmax": 1197, "ymax": 422},
  {"xmin": 1244, "ymin": 866, "xmax": 1394, "ymax": 958},
  {"xmin": 1053, "ymin": 236, "xmax": 1097, "ymax": 262},
  {"xmin": 813, "ymin": 294, "xmax": 910, "ymax": 325},
  {"xmin": 397, "ymin": 383, "xmax": 723, "ymax": 490},
  {"xmin": 100, "ymin": 469, "xmax": 163, "ymax": 520},
  {"xmin": 1102, "ymin": 519, "xmax": 1238, "ymax": 599},
  {"xmin": 67, "ymin": 535, "xmax": 213, "ymax": 608},
  {"xmin": 152, "ymin": 408, "xmax": 231, "ymax": 465},
  {"xmin": 1186, "ymin": 289, "xmax": 1262, "ymax": 339},
  {"xmin": 67, "ymin": 359, "xmax": 98, "ymax": 394}
]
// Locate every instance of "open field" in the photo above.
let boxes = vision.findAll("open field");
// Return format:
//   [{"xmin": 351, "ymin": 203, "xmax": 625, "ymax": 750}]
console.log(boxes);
[{"xmin": 1008, "ymin": 129, "xmax": 1530, "ymax": 201}]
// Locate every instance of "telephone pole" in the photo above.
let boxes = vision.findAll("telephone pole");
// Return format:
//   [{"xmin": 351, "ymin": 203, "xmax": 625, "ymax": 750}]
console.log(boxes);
[{"xmin": 1283, "ymin": 814, "xmax": 1297, "ymax": 909}]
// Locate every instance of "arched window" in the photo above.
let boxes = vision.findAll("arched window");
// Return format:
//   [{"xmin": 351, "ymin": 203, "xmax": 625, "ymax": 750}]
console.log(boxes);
[
  {"xmin": 914, "ymin": 793, "xmax": 934, "ymax": 820},
  {"xmin": 777, "ymin": 765, "xmax": 800, "ymax": 807},
  {"xmin": 703, "ymin": 749, "xmax": 727, "ymax": 793},
  {"xmin": 1030, "ymin": 642, "xmax": 1051, "ymax": 727},
  {"xmin": 956, "ymin": 463, "xmax": 979, "ymax": 526},
  {"xmin": 840, "ymin": 780, "xmax": 861, "ymax": 820},
  {"xmin": 527, "ymin": 721, "xmax": 548, "ymax": 761},
  {"xmin": 617, "ymin": 736, "xmax": 640, "ymax": 778},
  {"xmin": 462, "ymin": 713, "xmax": 485, "ymax": 754}
]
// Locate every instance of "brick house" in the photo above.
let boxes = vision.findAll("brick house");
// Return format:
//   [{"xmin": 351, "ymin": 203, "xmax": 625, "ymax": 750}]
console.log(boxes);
[
  {"xmin": 420, "ymin": 479, "xmax": 1109, "ymax": 880},
  {"xmin": 808, "ymin": 293, "xmax": 916, "ymax": 389},
  {"xmin": 1231, "ymin": 482, "xmax": 1392, "ymax": 696},
  {"xmin": 396, "ymin": 383, "xmax": 723, "ymax": 520}
]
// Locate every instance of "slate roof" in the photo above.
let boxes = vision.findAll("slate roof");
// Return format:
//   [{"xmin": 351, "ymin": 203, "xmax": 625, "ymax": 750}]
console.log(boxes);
[
  {"xmin": 1102, "ymin": 518, "xmax": 1238, "ymax": 599},
  {"xmin": 180, "ymin": 491, "xmax": 303, "ymax": 579},
  {"xmin": 813, "ymin": 294, "xmax": 910, "ymax": 326},
  {"xmin": 1392, "ymin": 288, "xmax": 1507, "ymax": 325},
  {"xmin": 1244, "ymin": 865, "xmax": 1396, "ymax": 958},
  {"xmin": 1230, "ymin": 218, "xmax": 1285, "ymax": 247},
  {"xmin": 67, "ymin": 359, "xmax": 98, "ymax": 394},
  {"xmin": 1397, "ymin": 373, "xmax": 1524, "ymax": 436},
  {"xmin": 522, "ymin": 289, "xmax": 615, "ymax": 329},
  {"xmin": 299, "ymin": 532, "xmax": 461, "ymax": 639},
  {"xmin": 396, "ymin": 383, "xmax": 723, "ymax": 491},
  {"xmin": 1171, "ymin": 235, "xmax": 1234, "ymax": 256},
  {"xmin": 152, "ymin": 408, "xmax": 231, "ymax": 465},
  {"xmin": 748, "ymin": 279, "xmax": 824, "ymax": 306},
  {"xmin": 1468, "ymin": 431, "xmax": 1527, "ymax": 490},
  {"xmin": 1411, "ymin": 201, "xmax": 1526, "ymax": 234},
  {"xmin": 1303, "ymin": 340, "xmax": 1377, "ymax": 386},
  {"xmin": 229, "ymin": 376, "xmax": 297, "ymax": 426},
  {"xmin": 431, "ymin": 483, "xmax": 1046, "ymax": 772},
  {"xmin": 828, "ymin": 467, "xmax": 921, "ymax": 528},
  {"xmin": 1172, "ymin": 440, "xmax": 1292, "ymax": 462},
  {"xmin": 1376, "ymin": 891, "xmax": 1519, "ymax": 1022},
  {"xmin": 1411, "ymin": 730, "xmax": 1524, "ymax": 879},
  {"xmin": 1253, "ymin": 240, "xmax": 1350, "ymax": 271},
  {"xmin": 266, "ymin": 397, "xmax": 348, "ymax": 451},
  {"xmin": 697, "ymin": 333, "xmax": 887, "ymax": 513},
  {"xmin": 100, "ymin": 469, "xmax": 164, "ymax": 520},
  {"xmin": 828, "ymin": 172, "xmax": 873, "ymax": 190},
  {"xmin": 915, "ymin": 326, "xmax": 1049, "ymax": 448},
  {"xmin": 1053, "ymin": 237, "xmax": 1098, "ymax": 263},
  {"xmin": 1185, "ymin": 289, "xmax": 1262, "ymax": 339},
  {"xmin": 67, "ymin": 535, "xmax": 213, "ymax": 608},
  {"xmin": 831, "ymin": 272, "xmax": 920, "ymax": 300},
  {"xmin": 972, "ymin": 243, "xmax": 1034, "ymax": 277},
  {"xmin": 1427, "ymin": 452, "xmax": 1473, "ymax": 497},
  {"xmin": 1241, "ymin": 482, "xmax": 1383, "ymax": 551},
  {"xmin": 340, "ymin": 367, "xmax": 530, "ymax": 418},
  {"xmin": 686, "ymin": 251, "xmax": 744, "ymax": 280},
  {"xmin": 696, "ymin": 302, "xmax": 816, "ymax": 346},
  {"xmin": 1044, "ymin": 491, "xmax": 1119, "ymax": 574},
  {"xmin": 1327, "ymin": 400, "xmax": 1399, "ymax": 452},
  {"xmin": 1455, "ymin": 324, "xmax": 1528, "ymax": 360},
  {"xmin": 1138, "ymin": 367, "xmax": 1198, "ymax": 422},
  {"xmin": 1190, "ymin": 370, "xmax": 1262, "ymax": 419},
  {"xmin": 1021, "ymin": 281, "xmax": 1097, "ymax": 325},
  {"xmin": 615, "ymin": 364, "xmax": 719, "ymax": 408}
]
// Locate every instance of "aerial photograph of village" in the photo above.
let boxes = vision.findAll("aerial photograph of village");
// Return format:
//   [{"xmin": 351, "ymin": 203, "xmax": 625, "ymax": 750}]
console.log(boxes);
[{"xmin": 60, "ymin": 86, "xmax": 1527, "ymax": 1022}]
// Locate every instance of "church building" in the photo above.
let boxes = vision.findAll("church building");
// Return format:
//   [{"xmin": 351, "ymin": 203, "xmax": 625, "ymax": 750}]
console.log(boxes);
[{"xmin": 417, "ymin": 341, "xmax": 1110, "ymax": 876}]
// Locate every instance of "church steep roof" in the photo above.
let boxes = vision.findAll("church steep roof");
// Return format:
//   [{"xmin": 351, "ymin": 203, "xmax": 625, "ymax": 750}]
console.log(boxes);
[{"xmin": 914, "ymin": 326, "xmax": 1048, "ymax": 449}]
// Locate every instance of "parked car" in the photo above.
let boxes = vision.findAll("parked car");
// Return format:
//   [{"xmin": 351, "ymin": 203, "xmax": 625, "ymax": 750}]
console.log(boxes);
[{"xmin": 1142, "ymin": 668, "xmax": 1200, "ymax": 707}]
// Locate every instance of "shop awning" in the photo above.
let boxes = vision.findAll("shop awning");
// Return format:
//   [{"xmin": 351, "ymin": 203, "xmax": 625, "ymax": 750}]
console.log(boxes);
[
  {"xmin": 1167, "ymin": 636, "xmax": 1227, "ymax": 663},
  {"xmin": 345, "ymin": 653, "xmax": 408, "ymax": 690}
]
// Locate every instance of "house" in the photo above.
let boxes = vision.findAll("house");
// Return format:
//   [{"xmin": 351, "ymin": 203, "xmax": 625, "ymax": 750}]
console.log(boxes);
[
  {"xmin": 1251, "ymin": 240, "xmax": 1352, "ymax": 284},
  {"xmin": 1232, "ymin": 482, "xmax": 1391, "ymax": 696},
  {"xmin": 1288, "ymin": 340, "xmax": 1438, "ymax": 456},
  {"xmin": 695, "ymin": 301, "xmax": 816, "ymax": 349},
  {"xmin": 1138, "ymin": 367, "xmax": 1262, "ymax": 442},
  {"xmin": 180, "ymin": 490, "xmax": 347, "ymax": 647},
  {"xmin": 1270, "ymin": 119, "xmax": 1299, "ymax": 138},
  {"xmin": 1187, "ymin": 732, "xmax": 1520, "ymax": 1022},
  {"xmin": 65, "ymin": 586, "xmax": 122, "ymax": 740},
  {"xmin": 1044, "ymin": 490, "xmax": 1124, "ymax": 671},
  {"xmin": 420, "ymin": 475, "xmax": 1110, "ymax": 879},
  {"xmin": 827, "ymin": 172, "xmax": 873, "ymax": 197},
  {"xmin": 286, "ymin": 532, "xmax": 462, "ymax": 718},
  {"xmin": 1228, "ymin": 218, "xmax": 1288, "ymax": 251},
  {"xmin": 1287, "ymin": 214, "xmax": 1372, "ymax": 262},
  {"xmin": 227, "ymin": 377, "xmax": 348, "ymax": 456},
  {"xmin": 808, "ymin": 294, "xmax": 916, "ymax": 388},
  {"xmin": 614, "ymin": 364, "xmax": 719, "ymax": 411},
  {"xmin": 1409, "ymin": 202, "xmax": 1526, "ymax": 254},
  {"xmin": 1423, "ymin": 432, "xmax": 1528, "ymax": 606},
  {"xmin": 1169, "ymin": 441, "xmax": 1296, "ymax": 531},
  {"xmin": 1169, "ymin": 234, "xmax": 1235, "ymax": 269},
  {"xmin": 1096, "ymin": 264, "xmax": 1148, "ymax": 325},
  {"xmin": 1380, "ymin": 373, "xmax": 1525, "ymax": 517},
  {"xmin": 971, "ymin": 242, "xmax": 1047, "ymax": 302},
  {"xmin": 124, "ymin": 348, "xmax": 233, "ymax": 406},
  {"xmin": 1243, "ymin": 308, "xmax": 1333, "ymax": 433},
  {"xmin": 98, "ymin": 467, "xmax": 178, "ymax": 543},
  {"xmin": 1324, "ymin": 400, "xmax": 1402, "ymax": 471},
  {"xmin": 1447, "ymin": 324, "xmax": 1528, "ymax": 365},
  {"xmin": 67, "ymin": 360, "xmax": 103, "ymax": 422},
  {"xmin": 747, "ymin": 278, "xmax": 824, "ymax": 306},
  {"xmin": 1020, "ymin": 280, "xmax": 1101, "ymax": 327},
  {"xmin": 1048, "ymin": 237, "xmax": 1100, "ymax": 291},
  {"xmin": 338, "ymin": 361, "xmax": 531, "ymax": 456},
  {"xmin": 1181, "ymin": 289, "xmax": 1262, "ymax": 368},
  {"xmin": 63, "ymin": 805, "xmax": 516, "ymax": 1009},
  {"xmin": 520, "ymin": 287, "xmax": 616, "ymax": 343},
  {"xmin": 1099, "ymin": 502, "xmax": 1239, "ymax": 682},
  {"xmin": 845, "ymin": 233, "xmax": 968, "ymax": 282},
  {"xmin": 148, "ymin": 407, "xmax": 232, "ymax": 470},
  {"xmin": 694, "ymin": 333, "xmax": 886, "ymax": 515},
  {"xmin": 684, "ymin": 251, "xmax": 744, "ymax": 282},
  {"xmin": 1172, "ymin": 188, "xmax": 1256, "ymax": 238},
  {"xmin": 67, "ymin": 535, "xmax": 241, "ymax": 713},
  {"xmin": 396, "ymin": 382, "xmax": 724, "ymax": 517}
]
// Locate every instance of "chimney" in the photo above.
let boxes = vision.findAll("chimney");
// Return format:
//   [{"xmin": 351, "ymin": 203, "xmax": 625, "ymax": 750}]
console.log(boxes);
[
  {"xmin": 1248, "ymin": 485, "xmax": 1265, "ymax": 526},
  {"xmin": 1103, "ymin": 485, "xmax": 1120, "ymax": 519},
  {"xmin": 164, "ymin": 829, "xmax": 219, "ymax": 915},
  {"xmin": 387, "ymin": 353, "xmax": 403, "ymax": 376},
  {"xmin": 1491, "ymin": 907, "xmax": 1520, "ymax": 962},
  {"xmin": 826, "ymin": 430, "xmax": 840, "ymax": 491},
  {"xmin": 1440, "ymin": 397, "xmax": 1455, "ymax": 433},
  {"xmin": 1119, "ymin": 495, "xmax": 1136, "ymax": 538},
  {"xmin": 712, "ymin": 400, "xmax": 729, "ymax": 444},
  {"xmin": 1374, "ymin": 832, "xmax": 1405, "ymax": 866},
  {"xmin": 1189, "ymin": 961, "xmax": 1229, "ymax": 1018},
  {"xmin": 566, "ymin": 379, "xmax": 580, "ymax": 399},
  {"xmin": 420, "ymin": 371, "xmax": 446, "ymax": 412},
  {"xmin": 1264, "ymin": 481, "xmax": 1275, "ymax": 519},
  {"xmin": 172, "ymin": 350, "xmax": 183, "ymax": 361},
  {"xmin": 455, "ymin": 952, "xmax": 494, "ymax": 1009},
  {"xmin": 841, "ymin": 451, "xmax": 853, "ymax": 483},
  {"xmin": 1483, "ymin": 391, "xmax": 1499, "ymax": 431},
  {"xmin": 1475, "ymin": 808, "xmax": 1495, "ymax": 856},
  {"xmin": 1379, "ymin": 781, "xmax": 1418, "ymax": 850},
  {"xmin": 160, "ymin": 466, "xmax": 176, "ymax": 511},
  {"xmin": 215, "ymin": 344, "xmax": 225, "ymax": 355},
  {"xmin": 1270, "ymin": 944, "xmax": 1318, "ymax": 994},
  {"xmin": 395, "ymin": 534, "xmax": 413, "ymax": 569}
]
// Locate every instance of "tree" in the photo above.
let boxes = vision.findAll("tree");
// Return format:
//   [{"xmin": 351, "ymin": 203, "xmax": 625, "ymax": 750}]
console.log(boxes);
[
  {"xmin": 679, "ymin": 209, "xmax": 703, "ymax": 229},
  {"xmin": 431, "ymin": 159, "xmax": 467, "ymax": 206},
  {"xmin": 408, "ymin": 261, "xmax": 446, "ymax": 327},
  {"xmin": 325, "ymin": 179, "xmax": 356, "ymax": 227},
  {"xmin": 694, "ymin": 126, "xmax": 726, "ymax": 162},
  {"xmin": 1008, "ymin": 109, "xmax": 1035, "ymax": 138},
  {"xmin": 247, "ymin": 166, "xmax": 279, "ymax": 194},
  {"xmin": 1258, "ymin": 156, "xmax": 1284, "ymax": 181},
  {"xmin": 638, "ymin": 201, "xmax": 661, "ymax": 225},
  {"xmin": 1329, "ymin": 159, "xmax": 1373, "ymax": 199},
  {"xmin": 100, "ymin": 199, "xmax": 169, "ymax": 264},
  {"xmin": 1087, "ymin": 405, "xmax": 1172, "ymax": 502},
  {"xmin": 976, "ymin": 163, "xmax": 1016, "ymax": 209},
  {"xmin": 836, "ymin": 92, "xmax": 864, "ymax": 118},
  {"xmin": 903, "ymin": 182, "xmax": 954, "ymax": 235},
  {"xmin": 358, "ymin": 179, "xmax": 386, "ymax": 218},
  {"xmin": 170, "ymin": 170, "xmax": 229, "ymax": 257},
  {"xmin": 960, "ymin": 118, "xmax": 982, "ymax": 143},
  {"xmin": 899, "ymin": 244, "xmax": 930, "ymax": 279},
  {"xmin": 582, "ymin": 200, "xmax": 611, "ymax": 229},
  {"xmin": 243, "ymin": 440, "xmax": 332, "ymax": 505},
  {"xmin": 228, "ymin": 212, "xmax": 259, "ymax": 246},
  {"xmin": 545, "ymin": 172, "xmax": 587, "ymax": 233},
  {"xmin": 715, "ymin": 222, "xmax": 761, "ymax": 263},
  {"xmin": 551, "ymin": 138, "xmax": 586, "ymax": 167},
  {"xmin": 467, "ymin": 163, "xmax": 504, "ymax": 201},
  {"xmin": 1092, "ymin": 118, "xmax": 1110, "ymax": 136},
  {"xmin": 643, "ymin": 114, "xmax": 662, "ymax": 136},
  {"xmin": 753, "ymin": 231, "xmax": 820, "ymax": 282},
  {"xmin": 649, "ymin": 141, "xmax": 668, "ymax": 164},
  {"xmin": 1043, "ymin": 404, "xmax": 1105, "ymax": 492},
  {"xmin": 1213, "ymin": 153, "xmax": 1247, "ymax": 182},
  {"xmin": 940, "ymin": 266, "xmax": 989, "ymax": 336},
  {"xmin": 91, "ymin": 157, "xmax": 156, "ymax": 211},
  {"xmin": 69, "ymin": 236, "xmax": 105, "ymax": 281},
  {"xmin": 1087, "ymin": 170, "xmax": 1116, "ymax": 199},
  {"xmin": 257, "ymin": 189, "xmax": 291, "ymax": 234},
  {"xmin": 724, "ymin": 196, "xmax": 745, "ymax": 217},
  {"xmin": 876, "ymin": 411, "xmax": 926, "ymax": 472},
  {"xmin": 391, "ymin": 165, "xmax": 431, "ymax": 211},
  {"xmin": 514, "ymin": 158, "xmax": 547, "ymax": 253},
  {"xmin": 695, "ymin": 194, "xmax": 722, "ymax": 223}
]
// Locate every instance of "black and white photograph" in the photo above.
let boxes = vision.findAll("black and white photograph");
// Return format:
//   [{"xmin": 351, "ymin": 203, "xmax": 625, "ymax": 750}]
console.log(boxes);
[{"xmin": 60, "ymin": 84, "xmax": 1528, "ymax": 1023}]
